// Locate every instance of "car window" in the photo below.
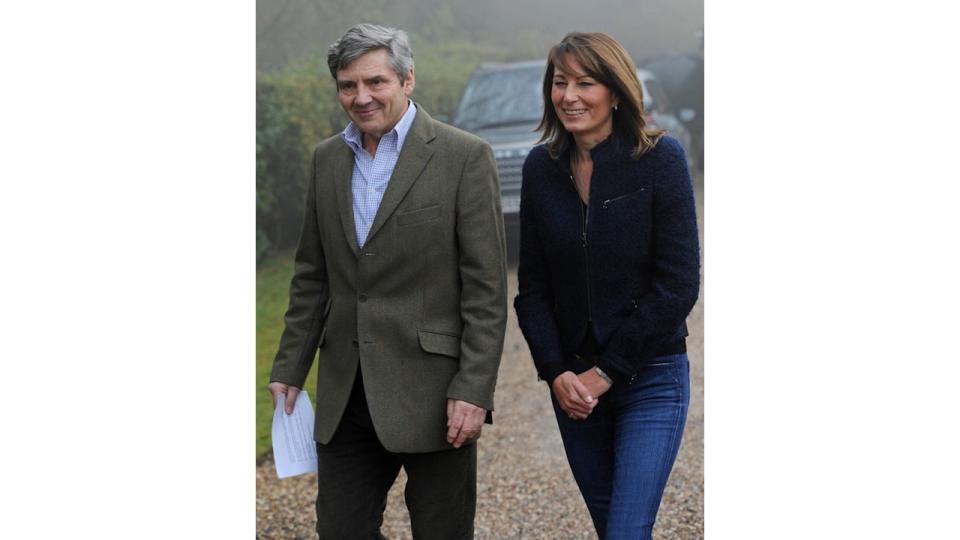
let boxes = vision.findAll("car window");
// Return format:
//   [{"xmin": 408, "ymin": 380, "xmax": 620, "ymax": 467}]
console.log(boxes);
[{"xmin": 454, "ymin": 66, "xmax": 544, "ymax": 131}]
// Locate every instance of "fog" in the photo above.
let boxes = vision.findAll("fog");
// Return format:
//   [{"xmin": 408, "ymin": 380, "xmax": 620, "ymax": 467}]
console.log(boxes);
[{"xmin": 257, "ymin": 0, "xmax": 703, "ymax": 72}]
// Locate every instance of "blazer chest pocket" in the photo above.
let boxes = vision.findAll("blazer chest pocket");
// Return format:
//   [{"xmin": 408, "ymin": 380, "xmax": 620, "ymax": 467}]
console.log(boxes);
[
  {"xmin": 397, "ymin": 204, "xmax": 442, "ymax": 226},
  {"xmin": 417, "ymin": 329, "xmax": 460, "ymax": 359}
]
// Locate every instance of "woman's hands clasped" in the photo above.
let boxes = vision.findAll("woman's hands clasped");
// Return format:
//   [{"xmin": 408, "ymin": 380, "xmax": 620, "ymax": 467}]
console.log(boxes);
[{"xmin": 551, "ymin": 369, "xmax": 612, "ymax": 420}]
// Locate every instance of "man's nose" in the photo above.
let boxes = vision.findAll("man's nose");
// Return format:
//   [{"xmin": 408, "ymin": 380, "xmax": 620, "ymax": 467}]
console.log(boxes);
[{"xmin": 355, "ymin": 84, "xmax": 372, "ymax": 105}]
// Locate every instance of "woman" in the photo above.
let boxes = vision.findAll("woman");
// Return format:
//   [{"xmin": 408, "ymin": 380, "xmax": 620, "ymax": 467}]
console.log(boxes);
[{"xmin": 514, "ymin": 32, "xmax": 700, "ymax": 539}]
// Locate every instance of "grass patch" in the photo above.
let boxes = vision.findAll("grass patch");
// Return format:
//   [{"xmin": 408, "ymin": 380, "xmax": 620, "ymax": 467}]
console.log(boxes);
[{"xmin": 256, "ymin": 250, "xmax": 320, "ymax": 458}]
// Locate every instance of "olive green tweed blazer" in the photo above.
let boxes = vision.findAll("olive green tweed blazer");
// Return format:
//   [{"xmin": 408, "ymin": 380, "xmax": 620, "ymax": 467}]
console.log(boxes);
[{"xmin": 270, "ymin": 106, "xmax": 508, "ymax": 453}]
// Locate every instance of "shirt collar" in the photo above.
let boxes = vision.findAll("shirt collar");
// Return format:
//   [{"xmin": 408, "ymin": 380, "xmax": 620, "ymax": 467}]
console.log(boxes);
[{"xmin": 342, "ymin": 100, "xmax": 418, "ymax": 155}]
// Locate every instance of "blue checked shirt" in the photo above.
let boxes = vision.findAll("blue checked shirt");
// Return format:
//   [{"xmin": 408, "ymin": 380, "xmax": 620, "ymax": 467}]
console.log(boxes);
[{"xmin": 342, "ymin": 101, "xmax": 418, "ymax": 249}]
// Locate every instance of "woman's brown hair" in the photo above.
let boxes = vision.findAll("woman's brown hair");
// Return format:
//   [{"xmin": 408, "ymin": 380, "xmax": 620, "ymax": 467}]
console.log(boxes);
[{"xmin": 537, "ymin": 32, "xmax": 664, "ymax": 160}]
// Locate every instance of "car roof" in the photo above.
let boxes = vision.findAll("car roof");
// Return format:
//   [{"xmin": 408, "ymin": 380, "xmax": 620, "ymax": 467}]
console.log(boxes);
[
  {"xmin": 468, "ymin": 60, "xmax": 656, "ymax": 107},
  {"xmin": 474, "ymin": 59, "xmax": 545, "ymax": 72},
  {"xmin": 473, "ymin": 60, "xmax": 657, "ymax": 79}
]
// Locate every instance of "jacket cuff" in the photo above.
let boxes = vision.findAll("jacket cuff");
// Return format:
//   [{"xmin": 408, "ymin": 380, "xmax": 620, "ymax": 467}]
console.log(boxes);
[
  {"xmin": 536, "ymin": 361, "xmax": 567, "ymax": 385},
  {"xmin": 445, "ymin": 379, "xmax": 495, "ymax": 413},
  {"xmin": 597, "ymin": 351, "xmax": 638, "ymax": 385},
  {"xmin": 269, "ymin": 364, "xmax": 309, "ymax": 390}
]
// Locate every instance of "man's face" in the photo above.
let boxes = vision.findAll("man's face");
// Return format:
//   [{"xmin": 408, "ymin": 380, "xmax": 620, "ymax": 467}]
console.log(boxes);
[{"xmin": 336, "ymin": 49, "xmax": 415, "ymax": 141}]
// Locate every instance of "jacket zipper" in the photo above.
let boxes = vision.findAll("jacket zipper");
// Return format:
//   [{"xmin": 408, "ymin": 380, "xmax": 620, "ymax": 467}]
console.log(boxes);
[
  {"xmin": 569, "ymin": 174, "xmax": 593, "ymax": 324},
  {"xmin": 602, "ymin": 186, "xmax": 645, "ymax": 209}
]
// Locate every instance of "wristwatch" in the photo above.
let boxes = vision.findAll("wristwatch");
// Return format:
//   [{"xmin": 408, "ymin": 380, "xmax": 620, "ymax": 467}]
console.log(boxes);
[{"xmin": 594, "ymin": 366, "xmax": 614, "ymax": 385}]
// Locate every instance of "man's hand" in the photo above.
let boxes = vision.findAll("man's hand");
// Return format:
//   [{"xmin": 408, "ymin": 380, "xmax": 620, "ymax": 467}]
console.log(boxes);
[
  {"xmin": 551, "ymin": 371, "xmax": 597, "ymax": 420},
  {"xmin": 446, "ymin": 399, "xmax": 487, "ymax": 448},
  {"xmin": 577, "ymin": 368, "xmax": 612, "ymax": 401},
  {"xmin": 268, "ymin": 382, "xmax": 301, "ymax": 415}
]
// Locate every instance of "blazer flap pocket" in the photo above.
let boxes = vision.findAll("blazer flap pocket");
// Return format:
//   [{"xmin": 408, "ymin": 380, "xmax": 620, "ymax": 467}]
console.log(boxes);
[
  {"xmin": 397, "ymin": 204, "xmax": 442, "ymax": 226},
  {"xmin": 417, "ymin": 329, "xmax": 461, "ymax": 358}
]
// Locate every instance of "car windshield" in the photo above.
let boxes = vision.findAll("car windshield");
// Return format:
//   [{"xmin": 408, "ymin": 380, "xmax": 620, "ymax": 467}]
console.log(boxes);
[{"xmin": 454, "ymin": 65, "xmax": 544, "ymax": 131}]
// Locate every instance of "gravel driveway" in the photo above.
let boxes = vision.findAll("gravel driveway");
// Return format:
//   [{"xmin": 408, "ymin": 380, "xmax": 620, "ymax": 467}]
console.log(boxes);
[{"xmin": 257, "ymin": 174, "xmax": 705, "ymax": 539}]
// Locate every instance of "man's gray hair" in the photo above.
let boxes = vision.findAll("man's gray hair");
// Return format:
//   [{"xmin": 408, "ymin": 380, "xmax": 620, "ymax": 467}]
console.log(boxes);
[{"xmin": 327, "ymin": 23, "xmax": 414, "ymax": 81}]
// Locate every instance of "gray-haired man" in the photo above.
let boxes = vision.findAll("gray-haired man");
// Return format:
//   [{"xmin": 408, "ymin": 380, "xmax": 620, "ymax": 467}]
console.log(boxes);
[{"xmin": 267, "ymin": 23, "xmax": 507, "ymax": 539}]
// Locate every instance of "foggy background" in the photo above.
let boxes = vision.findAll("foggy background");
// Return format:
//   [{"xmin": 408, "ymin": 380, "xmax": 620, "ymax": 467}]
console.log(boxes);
[
  {"xmin": 258, "ymin": 0, "xmax": 702, "ymax": 73},
  {"xmin": 256, "ymin": 0, "xmax": 703, "ymax": 259}
]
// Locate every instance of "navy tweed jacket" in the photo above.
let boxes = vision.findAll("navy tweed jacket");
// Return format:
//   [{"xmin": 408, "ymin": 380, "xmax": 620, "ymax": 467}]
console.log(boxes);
[{"xmin": 514, "ymin": 133, "xmax": 700, "ymax": 384}]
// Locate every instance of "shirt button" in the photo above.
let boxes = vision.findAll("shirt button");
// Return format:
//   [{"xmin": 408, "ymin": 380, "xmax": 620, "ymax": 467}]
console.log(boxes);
[{"xmin": 358, "ymin": 294, "xmax": 367, "ymax": 302}]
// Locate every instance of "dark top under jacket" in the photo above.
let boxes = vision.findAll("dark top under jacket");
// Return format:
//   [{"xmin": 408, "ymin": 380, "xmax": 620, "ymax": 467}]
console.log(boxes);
[{"xmin": 514, "ymin": 133, "xmax": 700, "ymax": 385}]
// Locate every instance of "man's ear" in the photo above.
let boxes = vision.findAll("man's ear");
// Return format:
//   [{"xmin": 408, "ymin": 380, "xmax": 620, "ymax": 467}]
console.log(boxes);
[{"xmin": 403, "ymin": 67, "xmax": 415, "ymax": 96}]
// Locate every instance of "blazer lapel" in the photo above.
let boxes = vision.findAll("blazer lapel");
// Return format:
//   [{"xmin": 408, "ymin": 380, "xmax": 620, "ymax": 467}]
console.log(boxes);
[
  {"xmin": 364, "ymin": 107, "xmax": 436, "ymax": 245},
  {"xmin": 331, "ymin": 141, "xmax": 360, "ymax": 257}
]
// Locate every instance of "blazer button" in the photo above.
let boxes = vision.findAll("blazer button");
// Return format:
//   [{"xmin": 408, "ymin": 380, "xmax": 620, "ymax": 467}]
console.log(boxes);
[{"xmin": 358, "ymin": 294, "xmax": 367, "ymax": 302}]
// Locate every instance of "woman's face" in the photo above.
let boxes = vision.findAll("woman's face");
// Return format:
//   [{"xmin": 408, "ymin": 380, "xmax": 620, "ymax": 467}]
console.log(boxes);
[{"xmin": 550, "ymin": 54, "xmax": 618, "ymax": 142}]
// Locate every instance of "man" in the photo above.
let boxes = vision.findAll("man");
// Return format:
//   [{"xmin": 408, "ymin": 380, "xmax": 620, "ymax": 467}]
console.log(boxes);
[{"xmin": 268, "ymin": 23, "xmax": 507, "ymax": 540}]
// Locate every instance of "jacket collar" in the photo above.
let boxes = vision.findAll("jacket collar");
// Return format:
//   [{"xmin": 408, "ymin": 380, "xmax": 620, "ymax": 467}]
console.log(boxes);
[
  {"xmin": 332, "ymin": 103, "xmax": 437, "ymax": 256},
  {"xmin": 555, "ymin": 131, "xmax": 626, "ymax": 175},
  {"xmin": 364, "ymin": 104, "xmax": 436, "ymax": 243}
]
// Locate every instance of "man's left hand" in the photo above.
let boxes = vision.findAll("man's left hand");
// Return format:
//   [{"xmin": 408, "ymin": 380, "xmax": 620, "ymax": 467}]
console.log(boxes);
[{"xmin": 446, "ymin": 399, "xmax": 487, "ymax": 448}]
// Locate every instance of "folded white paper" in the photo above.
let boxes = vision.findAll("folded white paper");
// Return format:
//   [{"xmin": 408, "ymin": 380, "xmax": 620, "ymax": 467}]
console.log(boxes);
[{"xmin": 272, "ymin": 391, "xmax": 318, "ymax": 478}]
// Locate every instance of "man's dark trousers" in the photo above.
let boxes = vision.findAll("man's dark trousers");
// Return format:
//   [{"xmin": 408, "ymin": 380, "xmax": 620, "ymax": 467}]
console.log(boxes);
[{"xmin": 315, "ymin": 369, "xmax": 476, "ymax": 540}]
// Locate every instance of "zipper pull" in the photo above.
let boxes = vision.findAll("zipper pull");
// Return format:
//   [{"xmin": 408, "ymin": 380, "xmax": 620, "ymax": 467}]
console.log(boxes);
[{"xmin": 581, "ymin": 230, "xmax": 588, "ymax": 247}]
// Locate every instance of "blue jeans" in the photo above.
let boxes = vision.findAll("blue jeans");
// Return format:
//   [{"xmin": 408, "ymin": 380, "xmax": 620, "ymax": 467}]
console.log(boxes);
[{"xmin": 552, "ymin": 353, "xmax": 690, "ymax": 540}]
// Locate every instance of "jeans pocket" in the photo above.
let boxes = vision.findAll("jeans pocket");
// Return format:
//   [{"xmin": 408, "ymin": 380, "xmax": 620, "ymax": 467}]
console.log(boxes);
[{"xmin": 645, "ymin": 353, "xmax": 687, "ymax": 386}]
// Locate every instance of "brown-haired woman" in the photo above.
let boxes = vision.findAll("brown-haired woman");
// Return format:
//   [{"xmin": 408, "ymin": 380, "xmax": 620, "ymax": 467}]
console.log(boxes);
[{"xmin": 514, "ymin": 32, "xmax": 700, "ymax": 539}]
